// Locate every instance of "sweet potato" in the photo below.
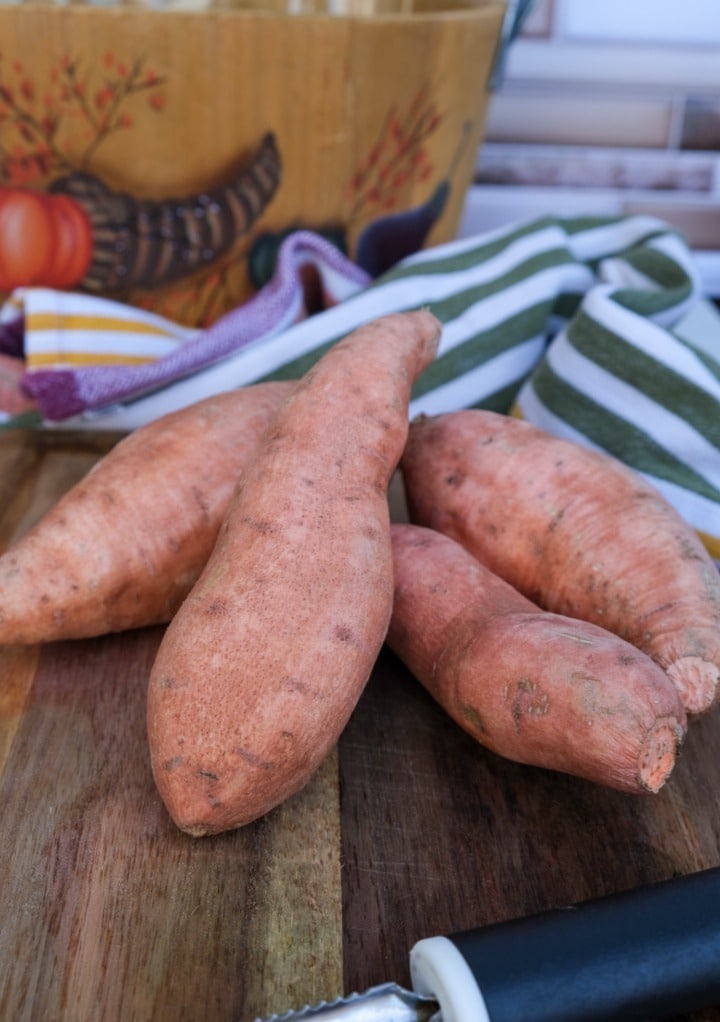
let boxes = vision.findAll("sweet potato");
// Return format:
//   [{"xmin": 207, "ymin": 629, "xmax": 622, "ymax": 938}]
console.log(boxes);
[
  {"xmin": 146, "ymin": 310, "xmax": 442, "ymax": 836},
  {"xmin": 0, "ymin": 383, "xmax": 292, "ymax": 643},
  {"xmin": 401, "ymin": 410, "xmax": 720, "ymax": 716},
  {"xmin": 388, "ymin": 524, "xmax": 686, "ymax": 793}
]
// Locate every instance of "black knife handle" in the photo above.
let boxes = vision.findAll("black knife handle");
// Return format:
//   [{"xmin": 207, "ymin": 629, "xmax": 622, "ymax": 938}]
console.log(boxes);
[{"xmin": 409, "ymin": 867, "xmax": 720, "ymax": 1022}]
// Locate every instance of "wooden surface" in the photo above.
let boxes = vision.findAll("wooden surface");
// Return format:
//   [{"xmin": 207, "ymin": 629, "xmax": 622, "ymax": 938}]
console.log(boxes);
[{"xmin": 1, "ymin": 428, "xmax": 720, "ymax": 1021}]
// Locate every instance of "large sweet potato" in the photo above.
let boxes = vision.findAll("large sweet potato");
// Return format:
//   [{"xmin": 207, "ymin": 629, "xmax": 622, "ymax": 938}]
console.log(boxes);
[
  {"xmin": 401, "ymin": 410, "xmax": 720, "ymax": 715},
  {"xmin": 146, "ymin": 310, "xmax": 442, "ymax": 835},
  {"xmin": 0, "ymin": 383, "xmax": 291, "ymax": 642},
  {"xmin": 388, "ymin": 524, "xmax": 686, "ymax": 793}
]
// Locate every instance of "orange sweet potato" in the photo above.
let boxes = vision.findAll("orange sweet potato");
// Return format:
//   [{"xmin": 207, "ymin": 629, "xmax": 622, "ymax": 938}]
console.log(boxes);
[
  {"xmin": 388, "ymin": 524, "xmax": 686, "ymax": 794},
  {"xmin": 146, "ymin": 310, "xmax": 442, "ymax": 836},
  {"xmin": 0, "ymin": 383, "xmax": 291, "ymax": 643},
  {"xmin": 401, "ymin": 410, "xmax": 720, "ymax": 716}
]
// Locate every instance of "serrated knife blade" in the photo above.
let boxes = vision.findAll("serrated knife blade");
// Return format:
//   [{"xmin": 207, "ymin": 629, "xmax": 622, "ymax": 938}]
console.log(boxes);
[{"xmin": 253, "ymin": 982, "xmax": 440, "ymax": 1022}]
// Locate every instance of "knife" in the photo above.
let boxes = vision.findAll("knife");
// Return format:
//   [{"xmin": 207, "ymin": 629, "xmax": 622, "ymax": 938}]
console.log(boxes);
[{"xmin": 254, "ymin": 866, "xmax": 720, "ymax": 1022}]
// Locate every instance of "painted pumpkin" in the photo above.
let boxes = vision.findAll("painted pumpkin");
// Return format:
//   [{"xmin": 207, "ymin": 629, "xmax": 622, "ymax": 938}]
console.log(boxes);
[{"xmin": 0, "ymin": 187, "xmax": 93, "ymax": 292}]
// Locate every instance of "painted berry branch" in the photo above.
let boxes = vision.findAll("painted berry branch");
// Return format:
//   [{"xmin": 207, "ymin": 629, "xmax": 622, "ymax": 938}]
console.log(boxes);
[
  {"xmin": 70, "ymin": 54, "xmax": 168, "ymax": 169},
  {"xmin": 345, "ymin": 90, "xmax": 442, "ymax": 221},
  {"xmin": 0, "ymin": 49, "xmax": 167, "ymax": 184}
]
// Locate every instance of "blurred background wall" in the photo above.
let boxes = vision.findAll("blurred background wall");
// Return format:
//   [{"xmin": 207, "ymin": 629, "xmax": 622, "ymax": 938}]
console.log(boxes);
[{"xmin": 463, "ymin": 0, "xmax": 720, "ymax": 289}]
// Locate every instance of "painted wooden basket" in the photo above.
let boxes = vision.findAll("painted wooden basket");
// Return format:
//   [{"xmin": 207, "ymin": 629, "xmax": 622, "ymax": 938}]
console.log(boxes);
[{"xmin": 0, "ymin": 0, "xmax": 508, "ymax": 325}]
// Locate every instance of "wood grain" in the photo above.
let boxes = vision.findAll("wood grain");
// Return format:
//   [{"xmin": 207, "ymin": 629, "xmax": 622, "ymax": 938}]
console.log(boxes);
[
  {"xmin": 0, "ymin": 644, "xmax": 38, "ymax": 775},
  {"xmin": 0, "ymin": 430, "xmax": 119, "ymax": 547},
  {"xmin": 1, "ymin": 431, "xmax": 720, "ymax": 1020}
]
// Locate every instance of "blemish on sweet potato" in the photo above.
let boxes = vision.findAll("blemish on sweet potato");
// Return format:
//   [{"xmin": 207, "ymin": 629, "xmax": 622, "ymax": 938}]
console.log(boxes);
[
  {"xmin": 234, "ymin": 747, "xmax": 276, "ymax": 771},
  {"xmin": 241, "ymin": 516, "xmax": 282, "ymax": 535},
  {"xmin": 205, "ymin": 599, "xmax": 230, "ymax": 617},
  {"xmin": 158, "ymin": 675, "xmax": 186, "ymax": 690},
  {"xmin": 511, "ymin": 678, "xmax": 550, "ymax": 731},
  {"xmin": 460, "ymin": 703, "xmax": 488, "ymax": 738}
]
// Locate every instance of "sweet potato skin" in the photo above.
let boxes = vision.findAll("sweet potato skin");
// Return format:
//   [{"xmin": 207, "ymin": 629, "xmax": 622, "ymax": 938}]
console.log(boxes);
[
  {"xmin": 388, "ymin": 524, "xmax": 686, "ymax": 793},
  {"xmin": 146, "ymin": 311, "xmax": 442, "ymax": 836},
  {"xmin": 401, "ymin": 410, "xmax": 720, "ymax": 716},
  {"xmin": 0, "ymin": 383, "xmax": 291, "ymax": 643}
]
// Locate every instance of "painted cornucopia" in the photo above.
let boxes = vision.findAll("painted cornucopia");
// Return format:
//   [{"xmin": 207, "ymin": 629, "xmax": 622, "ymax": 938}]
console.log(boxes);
[{"xmin": 0, "ymin": 132, "xmax": 282, "ymax": 294}]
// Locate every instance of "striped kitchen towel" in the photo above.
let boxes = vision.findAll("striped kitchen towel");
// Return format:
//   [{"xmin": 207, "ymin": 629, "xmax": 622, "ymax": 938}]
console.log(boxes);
[{"xmin": 1, "ymin": 214, "xmax": 718, "ymax": 556}]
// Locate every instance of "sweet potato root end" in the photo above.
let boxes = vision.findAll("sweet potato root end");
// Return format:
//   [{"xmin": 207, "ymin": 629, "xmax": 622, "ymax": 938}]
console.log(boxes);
[
  {"xmin": 666, "ymin": 656, "xmax": 720, "ymax": 716},
  {"xmin": 638, "ymin": 716, "xmax": 685, "ymax": 793}
]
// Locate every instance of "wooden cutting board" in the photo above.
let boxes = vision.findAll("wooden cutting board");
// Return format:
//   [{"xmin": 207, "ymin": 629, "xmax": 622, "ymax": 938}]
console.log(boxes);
[{"xmin": 1, "ymin": 429, "xmax": 720, "ymax": 1022}]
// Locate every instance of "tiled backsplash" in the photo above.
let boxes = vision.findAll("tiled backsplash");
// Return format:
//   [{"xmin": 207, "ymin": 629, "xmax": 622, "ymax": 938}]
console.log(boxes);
[{"xmin": 471, "ymin": 0, "xmax": 720, "ymax": 252}]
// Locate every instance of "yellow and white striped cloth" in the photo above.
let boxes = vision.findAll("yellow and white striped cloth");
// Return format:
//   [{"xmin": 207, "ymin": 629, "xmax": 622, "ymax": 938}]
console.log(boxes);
[{"xmin": 0, "ymin": 287, "xmax": 198, "ymax": 373}]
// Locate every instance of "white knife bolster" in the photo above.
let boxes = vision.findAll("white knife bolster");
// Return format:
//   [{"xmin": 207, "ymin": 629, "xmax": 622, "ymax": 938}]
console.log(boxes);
[{"xmin": 409, "ymin": 935, "xmax": 491, "ymax": 1022}]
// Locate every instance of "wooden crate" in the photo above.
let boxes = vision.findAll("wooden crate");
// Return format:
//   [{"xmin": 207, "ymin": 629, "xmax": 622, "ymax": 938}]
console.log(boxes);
[{"xmin": 0, "ymin": 0, "xmax": 506, "ymax": 324}]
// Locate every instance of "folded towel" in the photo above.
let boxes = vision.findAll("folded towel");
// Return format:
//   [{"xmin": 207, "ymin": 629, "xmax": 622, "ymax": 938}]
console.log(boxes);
[{"xmin": 2, "ymin": 214, "xmax": 718, "ymax": 557}]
